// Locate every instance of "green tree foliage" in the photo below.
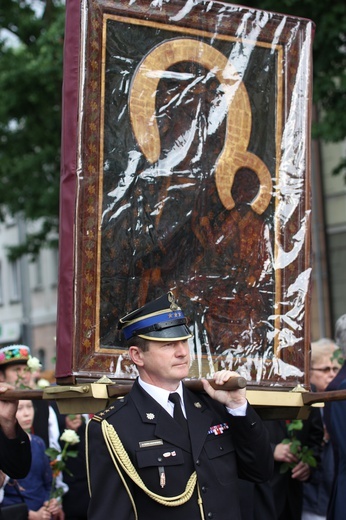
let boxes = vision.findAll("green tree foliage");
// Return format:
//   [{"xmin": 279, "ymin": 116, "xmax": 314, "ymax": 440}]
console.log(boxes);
[
  {"xmin": 0, "ymin": 0, "xmax": 345, "ymax": 257},
  {"xmin": 0, "ymin": 0, "xmax": 64, "ymax": 258}
]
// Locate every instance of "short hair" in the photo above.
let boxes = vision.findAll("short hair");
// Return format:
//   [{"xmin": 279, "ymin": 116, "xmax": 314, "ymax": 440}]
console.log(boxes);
[
  {"xmin": 125, "ymin": 335, "xmax": 150, "ymax": 352},
  {"xmin": 335, "ymin": 314, "xmax": 346, "ymax": 358},
  {"xmin": 310, "ymin": 338, "xmax": 339, "ymax": 367}
]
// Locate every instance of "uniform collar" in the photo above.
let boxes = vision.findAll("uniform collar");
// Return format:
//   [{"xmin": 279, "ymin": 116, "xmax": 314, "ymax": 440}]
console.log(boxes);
[{"xmin": 138, "ymin": 377, "xmax": 184, "ymax": 411}]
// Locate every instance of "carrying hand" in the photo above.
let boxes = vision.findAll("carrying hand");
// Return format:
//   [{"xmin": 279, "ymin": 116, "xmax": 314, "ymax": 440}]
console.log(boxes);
[
  {"xmin": 202, "ymin": 370, "xmax": 247, "ymax": 409},
  {"xmin": 0, "ymin": 383, "xmax": 19, "ymax": 439}
]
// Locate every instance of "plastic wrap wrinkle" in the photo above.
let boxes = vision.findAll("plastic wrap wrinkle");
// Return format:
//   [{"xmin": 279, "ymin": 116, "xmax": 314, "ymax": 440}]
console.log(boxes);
[{"xmin": 56, "ymin": 0, "xmax": 314, "ymax": 387}]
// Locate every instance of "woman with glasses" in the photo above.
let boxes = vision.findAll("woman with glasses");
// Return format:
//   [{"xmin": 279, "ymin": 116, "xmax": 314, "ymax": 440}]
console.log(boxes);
[
  {"xmin": 302, "ymin": 338, "xmax": 341, "ymax": 520},
  {"xmin": 310, "ymin": 340, "xmax": 340, "ymax": 392}
]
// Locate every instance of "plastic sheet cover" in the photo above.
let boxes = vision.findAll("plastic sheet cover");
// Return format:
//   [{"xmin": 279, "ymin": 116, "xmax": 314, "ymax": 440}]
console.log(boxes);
[{"xmin": 56, "ymin": 0, "xmax": 315, "ymax": 388}]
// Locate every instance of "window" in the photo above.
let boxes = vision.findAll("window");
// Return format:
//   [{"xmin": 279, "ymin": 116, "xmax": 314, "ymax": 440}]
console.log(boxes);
[
  {"xmin": 34, "ymin": 254, "xmax": 43, "ymax": 290},
  {"xmin": 10, "ymin": 260, "xmax": 21, "ymax": 302},
  {"xmin": 37, "ymin": 348, "xmax": 46, "ymax": 371}
]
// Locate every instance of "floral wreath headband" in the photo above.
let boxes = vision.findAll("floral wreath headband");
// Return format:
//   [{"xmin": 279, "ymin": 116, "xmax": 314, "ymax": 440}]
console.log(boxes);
[{"xmin": 0, "ymin": 345, "xmax": 31, "ymax": 366}]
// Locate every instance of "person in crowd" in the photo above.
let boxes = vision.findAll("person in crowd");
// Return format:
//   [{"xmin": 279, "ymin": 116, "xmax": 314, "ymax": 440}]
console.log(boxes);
[
  {"xmin": 0, "ymin": 346, "xmax": 60, "ymax": 448},
  {"xmin": 0, "ymin": 382, "xmax": 32, "ymax": 481},
  {"xmin": 261, "ymin": 404, "xmax": 324, "ymax": 520},
  {"xmin": 238, "ymin": 409, "xmax": 324, "ymax": 520},
  {"xmin": 301, "ymin": 338, "xmax": 341, "ymax": 520},
  {"xmin": 87, "ymin": 291, "xmax": 274, "ymax": 520},
  {"xmin": 0, "ymin": 345, "xmax": 68, "ymax": 503},
  {"xmin": 1, "ymin": 400, "xmax": 62, "ymax": 520},
  {"xmin": 324, "ymin": 314, "xmax": 346, "ymax": 520},
  {"xmin": 239, "ymin": 337, "xmax": 329, "ymax": 520}
]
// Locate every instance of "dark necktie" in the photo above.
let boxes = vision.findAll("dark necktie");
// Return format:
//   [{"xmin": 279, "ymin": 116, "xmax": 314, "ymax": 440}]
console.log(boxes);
[{"xmin": 169, "ymin": 392, "xmax": 189, "ymax": 435}]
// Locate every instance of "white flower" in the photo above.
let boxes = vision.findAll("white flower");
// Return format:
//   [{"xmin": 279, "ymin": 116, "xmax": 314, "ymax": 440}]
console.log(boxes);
[
  {"xmin": 27, "ymin": 355, "xmax": 42, "ymax": 372},
  {"xmin": 37, "ymin": 378, "xmax": 50, "ymax": 389},
  {"xmin": 60, "ymin": 429, "xmax": 80, "ymax": 445}
]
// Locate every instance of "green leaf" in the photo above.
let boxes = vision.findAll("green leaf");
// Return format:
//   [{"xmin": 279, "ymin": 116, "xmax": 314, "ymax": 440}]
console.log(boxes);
[
  {"xmin": 287, "ymin": 420, "xmax": 303, "ymax": 433},
  {"xmin": 54, "ymin": 461, "xmax": 65, "ymax": 472},
  {"xmin": 50, "ymin": 487, "xmax": 65, "ymax": 500},
  {"xmin": 290, "ymin": 439, "xmax": 302, "ymax": 456},
  {"xmin": 280, "ymin": 462, "xmax": 290, "ymax": 474},
  {"xmin": 66, "ymin": 451, "xmax": 79, "ymax": 459},
  {"xmin": 302, "ymin": 451, "xmax": 318, "ymax": 468},
  {"xmin": 45, "ymin": 448, "xmax": 61, "ymax": 459}
]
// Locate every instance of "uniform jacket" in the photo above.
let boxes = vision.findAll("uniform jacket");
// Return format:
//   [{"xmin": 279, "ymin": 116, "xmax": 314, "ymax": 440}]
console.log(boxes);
[{"xmin": 87, "ymin": 379, "xmax": 273, "ymax": 520}]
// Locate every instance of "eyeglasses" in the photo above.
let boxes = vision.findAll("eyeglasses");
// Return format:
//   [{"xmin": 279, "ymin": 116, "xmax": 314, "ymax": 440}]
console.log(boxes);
[{"xmin": 310, "ymin": 366, "xmax": 339, "ymax": 374}]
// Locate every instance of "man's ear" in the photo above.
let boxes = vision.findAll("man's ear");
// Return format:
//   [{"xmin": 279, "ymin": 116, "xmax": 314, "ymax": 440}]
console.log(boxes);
[{"xmin": 128, "ymin": 346, "xmax": 144, "ymax": 367}]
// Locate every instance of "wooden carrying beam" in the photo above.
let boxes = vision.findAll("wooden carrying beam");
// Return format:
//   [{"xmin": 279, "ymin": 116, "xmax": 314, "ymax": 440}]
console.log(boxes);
[
  {"xmin": 2, "ymin": 381, "xmax": 346, "ymax": 419},
  {"xmin": 0, "ymin": 377, "xmax": 246, "ymax": 402}
]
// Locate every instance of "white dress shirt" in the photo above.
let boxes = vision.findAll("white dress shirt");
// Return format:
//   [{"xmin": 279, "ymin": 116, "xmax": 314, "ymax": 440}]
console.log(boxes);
[{"xmin": 138, "ymin": 377, "xmax": 246, "ymax": 417}]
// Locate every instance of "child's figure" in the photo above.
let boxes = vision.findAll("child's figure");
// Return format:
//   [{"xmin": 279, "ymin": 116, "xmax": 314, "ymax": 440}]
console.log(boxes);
[{"xmin": 2, "ymin": 400, "xmax": 62, "ymax": 520}]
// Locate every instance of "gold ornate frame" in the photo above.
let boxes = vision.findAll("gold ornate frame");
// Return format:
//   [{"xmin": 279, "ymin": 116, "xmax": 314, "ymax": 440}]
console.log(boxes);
[{"xmin": 56, "ymin": 0, "xmax": 314, "ymax": 389}]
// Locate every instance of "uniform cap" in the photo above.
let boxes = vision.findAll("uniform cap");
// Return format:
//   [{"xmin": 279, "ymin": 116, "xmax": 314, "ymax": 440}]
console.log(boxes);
[{"xmin": 118, "ymin": 292, "xmax": 192, "ymax": 342}]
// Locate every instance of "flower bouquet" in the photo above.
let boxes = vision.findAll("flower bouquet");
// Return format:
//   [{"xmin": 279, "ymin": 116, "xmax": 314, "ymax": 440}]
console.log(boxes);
[{"xmin": 45, "ymin": 429, "xmax": 80, "ymax": 499}]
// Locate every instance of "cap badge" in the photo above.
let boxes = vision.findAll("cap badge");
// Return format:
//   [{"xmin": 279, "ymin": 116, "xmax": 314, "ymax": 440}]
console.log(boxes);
[{"xmin": 168, "ymin": 291, "xmax": 179, "ymax": 311}]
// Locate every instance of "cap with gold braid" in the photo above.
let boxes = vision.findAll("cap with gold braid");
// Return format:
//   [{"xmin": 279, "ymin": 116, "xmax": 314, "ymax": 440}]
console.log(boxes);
[{"xmin": 118, "ymin": 292, "xmax": 192, "ymax": 342}]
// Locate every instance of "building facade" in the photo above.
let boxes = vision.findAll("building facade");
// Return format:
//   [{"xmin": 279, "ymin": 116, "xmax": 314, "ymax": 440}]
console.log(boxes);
[{"xmin": 0, "ymin": 216, "xmax": 58, "ymax": 370}]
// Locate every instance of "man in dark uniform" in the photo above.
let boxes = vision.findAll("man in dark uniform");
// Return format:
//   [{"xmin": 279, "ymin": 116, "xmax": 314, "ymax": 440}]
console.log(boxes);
[{"xmin": 87, "ymin": 292, "xmax": 273, "ymax": 520}]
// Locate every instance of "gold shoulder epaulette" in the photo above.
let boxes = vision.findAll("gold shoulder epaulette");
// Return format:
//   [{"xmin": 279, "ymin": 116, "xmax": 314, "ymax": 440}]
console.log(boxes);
[{"xmin": 91, "ymin": 396, "xmax": 126, "ymax": 422}]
